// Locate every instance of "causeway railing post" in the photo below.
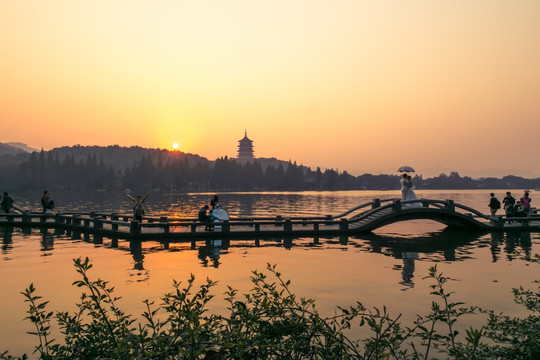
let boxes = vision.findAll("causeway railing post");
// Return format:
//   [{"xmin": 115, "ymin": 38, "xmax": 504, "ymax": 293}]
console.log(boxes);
[
  {"xmin": 392, "ymin": 200, "xmax": 402, "ymax": 211},
  {"xmin": 94, "ymin": 218, "xmax": 103, "ymax": 230},
  {"xmin": 55, "ymin": 214, "xmax": 63, "ymax": 225},
  {"xmin": 222, "ymin": 220, "xmax": 230, "ymax": 233},
  {"xmin": 160, "ymin": 216, "xmax": 169, "ymax": 234},
  {"xmin": 324, "ymin": 215, "xmax": 332, "ymax": 225},
  {"xmin": 283, "ymin": 219, "xmax": 292, "ymax": 232},
  {"xmin": 339, "ymin": 218, "xmax": 348, "ymax": 232},
  {"xmin": 445, "ymin": 200, "xmax": 455, "ymax": 212},
  {"xmin": 372, "ymin": 199, "xmax": 381, "ymax": 209},
  {"xmin": 111, "ymin": 213, "xmax": 119, "ymax": 231},
  {"xmin": 130, "ymin": 220, "xmax": 141, "ymax": 235}
]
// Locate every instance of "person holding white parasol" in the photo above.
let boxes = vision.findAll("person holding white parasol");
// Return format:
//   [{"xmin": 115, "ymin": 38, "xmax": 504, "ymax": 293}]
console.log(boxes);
[{"xmin": 398, "ymin": 166, "xmax": 421, "ymax": 207}]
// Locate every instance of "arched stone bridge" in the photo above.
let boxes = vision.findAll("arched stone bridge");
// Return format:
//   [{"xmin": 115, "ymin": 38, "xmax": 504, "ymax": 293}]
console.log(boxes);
[{"xmin": 333, "ymin": 198, "xmax": 538, "ymax": 232}]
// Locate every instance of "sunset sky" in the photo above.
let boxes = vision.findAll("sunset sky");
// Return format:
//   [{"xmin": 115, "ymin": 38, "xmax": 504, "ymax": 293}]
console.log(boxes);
[{"xmin": 1, "ymin": 1, "xmax": 539, "ymax": 178}]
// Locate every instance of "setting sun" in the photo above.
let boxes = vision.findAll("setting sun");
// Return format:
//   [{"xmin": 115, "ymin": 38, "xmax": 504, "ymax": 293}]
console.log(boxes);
[{"xmin": 172, "ymin": 143, "xmax": 179, "ymax": 150}]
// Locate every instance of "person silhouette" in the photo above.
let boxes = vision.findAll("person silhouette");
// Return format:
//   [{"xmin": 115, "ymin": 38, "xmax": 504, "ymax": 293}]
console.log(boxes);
[{"xmin": 126, "ymin": 193, "xmax": 149, "ymax": 222}]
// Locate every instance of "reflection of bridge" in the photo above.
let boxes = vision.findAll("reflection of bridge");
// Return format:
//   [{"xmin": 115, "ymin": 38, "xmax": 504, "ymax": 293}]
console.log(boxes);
[{"xmin": 1, "ymin": 198, "xmax": 539, "ymax": 239}]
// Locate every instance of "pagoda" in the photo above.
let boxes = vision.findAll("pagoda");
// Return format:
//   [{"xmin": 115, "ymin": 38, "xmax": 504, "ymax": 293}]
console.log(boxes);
[{"xmin": 237, "ymin": 130, "xmax": 254, "ymax": 159}]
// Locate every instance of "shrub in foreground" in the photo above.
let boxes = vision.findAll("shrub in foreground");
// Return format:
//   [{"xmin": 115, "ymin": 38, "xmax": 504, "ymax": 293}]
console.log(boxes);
[{"xmin": 1, "ymin": 256, "xmax": 540, "ymax": 359}]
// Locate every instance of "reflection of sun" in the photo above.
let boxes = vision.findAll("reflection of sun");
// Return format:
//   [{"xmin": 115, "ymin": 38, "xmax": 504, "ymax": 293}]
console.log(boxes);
[{"xmin": 172, "ymin": 143, "xmax": 179, "ymax": 150}]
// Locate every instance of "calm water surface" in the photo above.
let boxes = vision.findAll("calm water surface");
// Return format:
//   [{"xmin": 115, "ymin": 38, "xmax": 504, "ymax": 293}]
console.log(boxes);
[{"xmin": 1, "ymin": 190, "xmax": 539, "ymax": 356}]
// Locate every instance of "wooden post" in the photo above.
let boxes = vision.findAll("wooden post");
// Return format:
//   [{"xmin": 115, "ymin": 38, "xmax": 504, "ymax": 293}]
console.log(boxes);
[
  {"xmin": 93, "ymin": 234, "xmax": 103, "ymax": 244},
  {"xmin": 283, "ymin": 219, "xmax": 292, "ymax": 232},
  {"xmin": 94, "ymin": 219, "xmax": 103, "ymax": 230},
  {"xmin": 324, "ymin": 215, "xmax": 332, "ymax": 225},
  {"xmin": 313, "ymin": 223, "xmax": 319, "ymax": 232},
  {"xmin": 222, "ymin": 220, "xmax": 230, "ymax": 233},
  {"xmin": 72, "ymin": 215, "xmax": 81, "ymax": 239},
  {"xmin": 339, "ymin": 218, "xmax": 348, "ymax": 232},
  {"xmin": 445, "ymin": 200, "xmax": 455, "ymax": 212},
  {"xmin": 191, "ymin": 223, "xmax": 197, "ymax": 233},
  {"xmin": 160, "ymin": 216, "xmax": 169, "ymax": 234},
  {"xmin": 393, "ymin": 200, "xmax": 402, "ymax": 211},
  {"xmin": 22, "ymin": 212, "xmax": 30, "ymax": 224},
  {"xmin": 372, "ymin": 199, "xmax": 381, "ymax": 209},
  {"xmin": 130, "ymin": 220, "xmax": 141, "ymax": 235},
  {"xmin": 255, "ymin": 223, "xmax": 260, "ymax": 232}
]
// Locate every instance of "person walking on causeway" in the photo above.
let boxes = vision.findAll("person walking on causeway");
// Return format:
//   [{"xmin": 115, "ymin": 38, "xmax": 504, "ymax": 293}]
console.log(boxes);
[{"xmin": 488, "ymin": 193, "xmax": 501, "ymax": 216}]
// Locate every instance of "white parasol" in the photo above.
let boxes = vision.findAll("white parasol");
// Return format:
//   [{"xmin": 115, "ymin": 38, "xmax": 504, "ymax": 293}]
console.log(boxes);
[{"xmin": 397, "ymin": 166, "xmax": 415, "ymax": 173}]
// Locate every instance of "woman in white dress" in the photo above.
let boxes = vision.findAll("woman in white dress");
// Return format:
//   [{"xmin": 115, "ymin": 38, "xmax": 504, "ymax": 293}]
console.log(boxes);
[{"xmin": 403, "ymin": 175, "xmax": 422, "ymax": 207}]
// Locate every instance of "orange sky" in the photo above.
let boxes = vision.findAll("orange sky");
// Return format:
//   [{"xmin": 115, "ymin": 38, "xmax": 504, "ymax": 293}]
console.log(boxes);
[{"xmin": 1, "ymin": 1, "xmax": 539, "ymax": 178}]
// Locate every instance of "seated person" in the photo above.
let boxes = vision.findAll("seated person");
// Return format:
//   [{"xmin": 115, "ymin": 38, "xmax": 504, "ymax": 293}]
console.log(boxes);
[
  {"xmin": 198, "ymin": 205, "xmax": 211, "ymax": 230},
  {"xmin": 505, "ymin": 203, "xmax": 514, "ymax": 217},
  {"xmin": 514, "ymin": 201, "xmax": 526, "ymax": 217},
  {"xmin": 206, "ymin": 210, "xmax": 221, "ymax": 231}
]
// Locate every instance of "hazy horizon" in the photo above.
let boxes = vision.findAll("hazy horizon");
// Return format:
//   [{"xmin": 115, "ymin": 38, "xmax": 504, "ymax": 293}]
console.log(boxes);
[{"xmin": 1, "ymin": 1, "xmax": 539, "ymax": 179}]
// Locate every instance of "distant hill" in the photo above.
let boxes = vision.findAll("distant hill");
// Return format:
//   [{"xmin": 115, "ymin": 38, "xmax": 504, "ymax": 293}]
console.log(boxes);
[
  {"xmin": 47, "ymin": 145, "xmax": 210, "ymax": 169},
  {"xmin": 6, "ymin": 142, "xmax": 39, "ymax": 153},
  {"xmin": 0, "ymin": 143, "xmax": 27, "ymax": 156}
]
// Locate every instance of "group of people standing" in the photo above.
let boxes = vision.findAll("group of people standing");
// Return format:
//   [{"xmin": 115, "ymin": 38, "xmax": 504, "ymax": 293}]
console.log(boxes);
[{"xmin": 489, "ymin": 191, "xmax": 532, "ymax": 217}]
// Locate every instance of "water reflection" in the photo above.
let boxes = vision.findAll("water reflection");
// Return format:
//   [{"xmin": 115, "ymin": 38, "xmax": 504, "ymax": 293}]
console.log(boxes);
[
  {"xmin": 0, "ymin": 227, "xmax": 537, "ymax": 283},
  {"xmin": 355, "ymin": 229, "xmax": 486, "ymax": 290},
  {"xmin": 129, "ymin": 240, "xmax": 144, "ymax": 270},
  {"xmin": 1, "ymin": 226, "xmax": 13, "ymax": 252},
  {"xmin": 41, "ymin": 229, "xmax": 54, "ymax": 252},
  {"xmin": 198, "ymin": 239, "xmax": 227, "ymax": 268},
  {"xmin": 502, "ymin": 231, "xmax": 532, "ymax": 261},
  {"xmin": 400, "ymin": 252, "xmax": 419, "ymax": 289}
]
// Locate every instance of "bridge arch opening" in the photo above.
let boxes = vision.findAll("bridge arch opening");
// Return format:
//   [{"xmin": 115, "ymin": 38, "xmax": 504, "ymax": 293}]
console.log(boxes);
[{"xmin": 372, "ymin": 219, "xmax": 446, "ymax": 237}]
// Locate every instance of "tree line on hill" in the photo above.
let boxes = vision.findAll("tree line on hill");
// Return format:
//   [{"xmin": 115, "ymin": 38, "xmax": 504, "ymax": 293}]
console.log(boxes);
[{"xmin": 0, "ymin": 145, "xmax": 540, "ymax": 191}]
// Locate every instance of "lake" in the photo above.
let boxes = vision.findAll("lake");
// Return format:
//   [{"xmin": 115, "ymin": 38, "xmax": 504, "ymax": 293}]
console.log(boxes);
[{"xmin": 1, "ymin": 189, "xmax": 538, "ymax": 357}]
